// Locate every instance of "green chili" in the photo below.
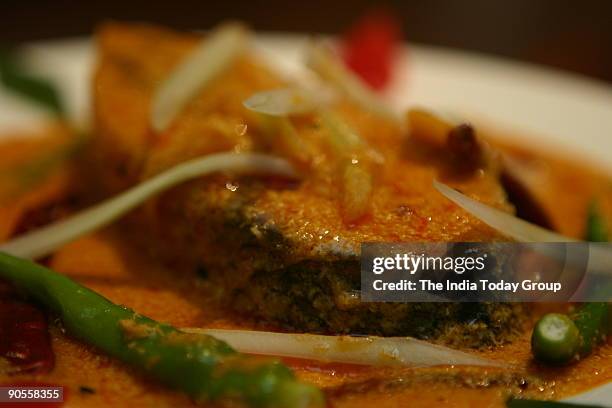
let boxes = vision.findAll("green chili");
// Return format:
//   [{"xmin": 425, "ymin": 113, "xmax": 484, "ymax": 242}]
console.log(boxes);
[
  {"xmin": 531, "ymin": 313, "xmax": 580, "ymax": 364},
  {"xmin": 0, "ymin": 49, "xmax": 64, "ymax": 116},
  {"xmin": 586, "ymin": 201, "xmax": 609, "ymax": 242},
  {"xmin": 572, "ymin": 302, "xmax": 610, "ymax": 355},
  {"xmin": 531, "ymin": 303, "xmax": 610, "ymax": 365},
  {"xmin": 0, "ymin": 252, "xmax": 323, "ymax": 407}
]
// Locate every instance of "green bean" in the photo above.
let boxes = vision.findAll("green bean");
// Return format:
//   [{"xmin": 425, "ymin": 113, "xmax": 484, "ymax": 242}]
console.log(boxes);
[{"xmin": 0, "ymin": 252, "xmax": 323, "ymax": 407}]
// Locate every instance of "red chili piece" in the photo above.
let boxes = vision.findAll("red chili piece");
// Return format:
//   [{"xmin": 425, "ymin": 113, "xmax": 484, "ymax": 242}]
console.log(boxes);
[
  {"xmin": 342, "ymin": 10, "xmax": 402, "ymax": 90},
  {"xmin": 0, "ymin": 280, "xmax": 54, "ymax": 375}
]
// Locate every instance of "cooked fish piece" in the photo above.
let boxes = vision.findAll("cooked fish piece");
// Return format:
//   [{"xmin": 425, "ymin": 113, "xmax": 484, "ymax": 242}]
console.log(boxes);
[{"xmin": 91, "ymin": 23, "xmax": 524, "ymax": 346}]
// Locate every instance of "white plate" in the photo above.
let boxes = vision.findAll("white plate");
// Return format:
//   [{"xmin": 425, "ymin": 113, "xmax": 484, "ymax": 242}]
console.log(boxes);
[{"xmin": 0, "ymin": 34, "xmax": 610, "ymax": 405}]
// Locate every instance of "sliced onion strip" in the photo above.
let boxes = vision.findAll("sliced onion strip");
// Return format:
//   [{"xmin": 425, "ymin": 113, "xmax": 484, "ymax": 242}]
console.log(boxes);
[
  {"xmin": 342, "ymin": 161, "xmax": 373, "ymax": 223},
  {"xmin": 243, "ymin": 88, "xmax": 318, "ymax": 116},
  {"xmin": 0, "ymin": 153, "xmax": 297, "ymax": 259},
  {"xmin": 151, "ymin": 23, "xmax": 248, "ymax": 132},
  {"xmin": 433, "ymin": 180, "xmax": 575, "ymax": 242},
  {"xmin": 433, "ymin": 180, "xmax": 612, "ymax": 273},
  {"xmin": 305, "ymin": 41, "xmax": 398, "ymax": 121},
  {"xmin": 256, "ymin": 115, "xmax": 312, "ymax": 170},
  {"xmin": 184, "ymin": 328, "xmax": 507, "ymax": 368},
  {"xmin": 319, "ymin": 109, "xmax": 364, "ymax": 151},
  {"xmin": 318, "ymin": 110, "xmax": 382, "ymax": 222}
]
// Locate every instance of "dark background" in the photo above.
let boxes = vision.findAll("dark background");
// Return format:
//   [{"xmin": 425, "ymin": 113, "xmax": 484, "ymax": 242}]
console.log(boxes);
[{"xmin": 2, "ymin": 0, "xmax": 611, "ymax": 83}]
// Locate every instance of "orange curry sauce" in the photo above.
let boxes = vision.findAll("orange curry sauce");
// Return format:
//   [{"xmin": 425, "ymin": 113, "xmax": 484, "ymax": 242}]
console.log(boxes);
[{"xmin": 0, "ymin": 127, "xmax": 609, "ymax": 407}]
